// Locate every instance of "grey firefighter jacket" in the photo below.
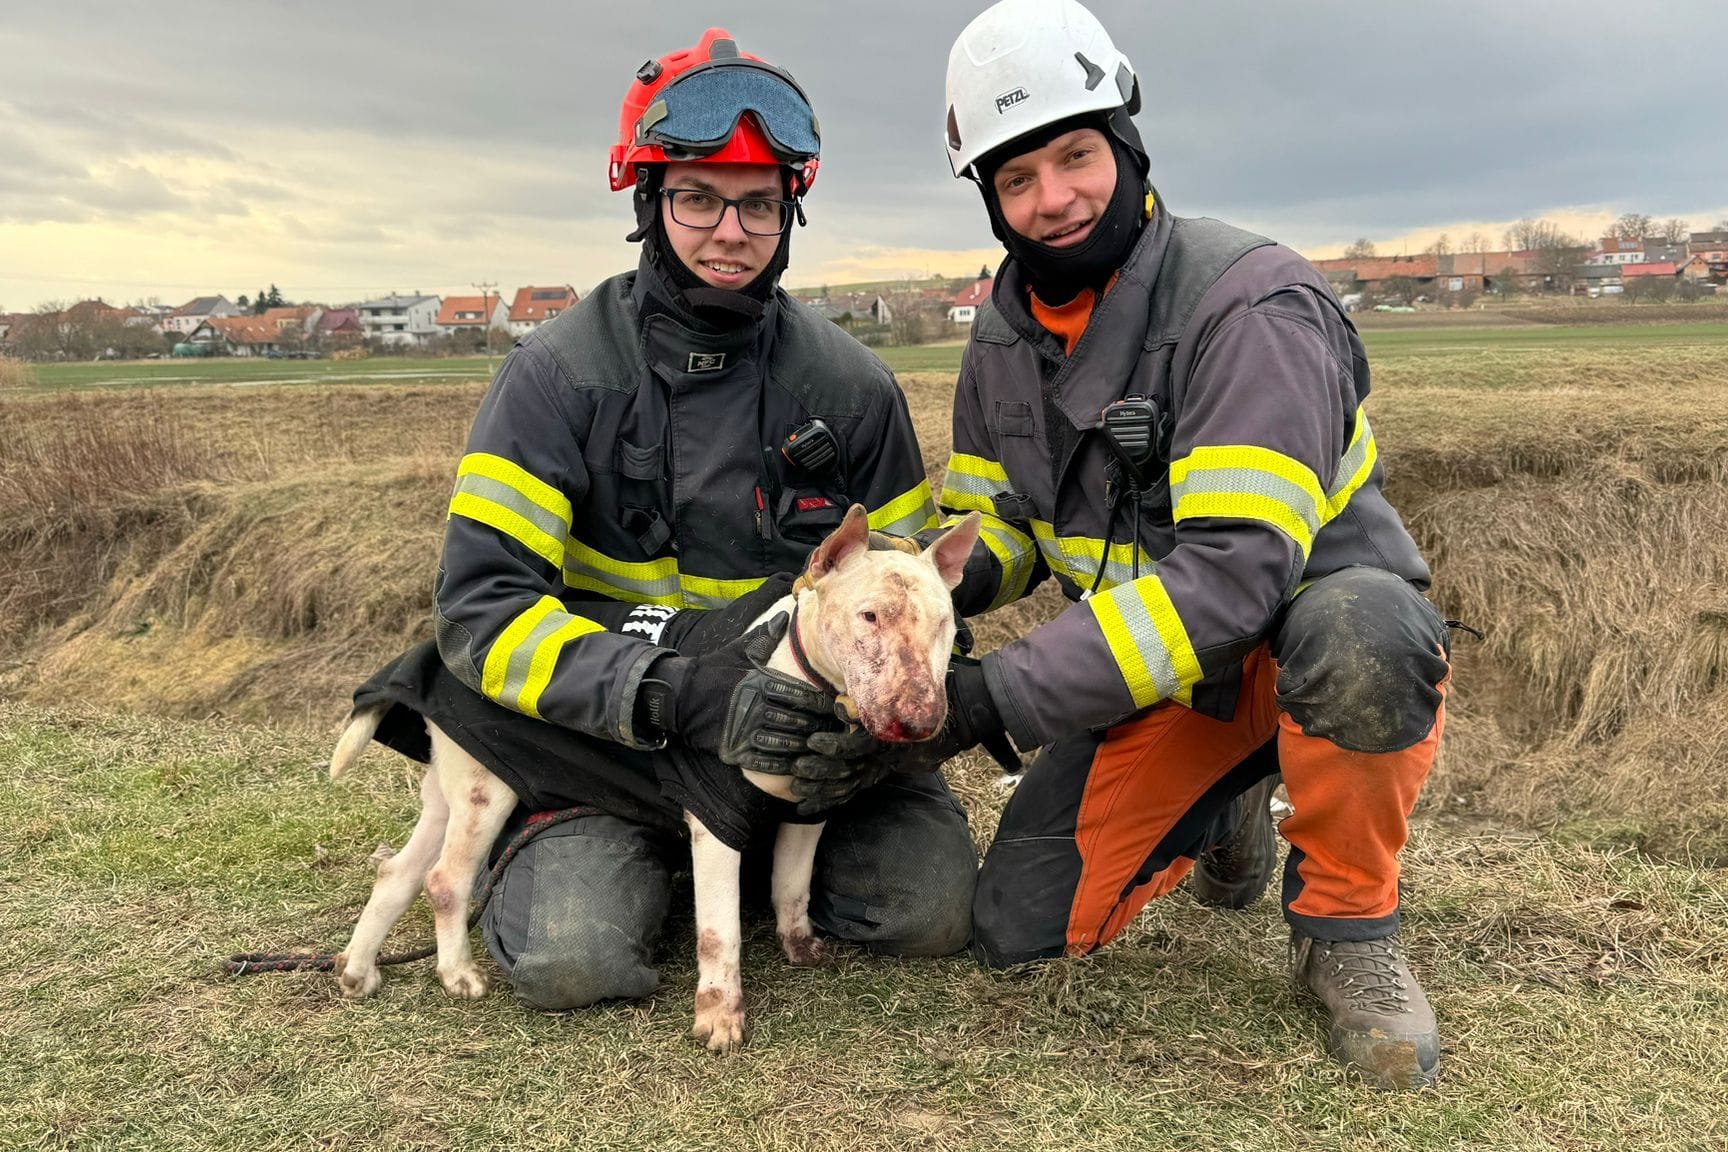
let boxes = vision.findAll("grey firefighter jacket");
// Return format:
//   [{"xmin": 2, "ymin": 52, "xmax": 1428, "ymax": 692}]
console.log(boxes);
[
  {"xmin": 939, "ymin": 200, "xmax": 1430, "ymax": 750},
  {"xmin": 434, "ymin": 260, "xmax": 938, "ymax": 754}
]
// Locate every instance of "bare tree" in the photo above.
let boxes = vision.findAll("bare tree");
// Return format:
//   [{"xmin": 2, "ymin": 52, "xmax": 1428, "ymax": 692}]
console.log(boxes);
[
  {"xmin": 1462, "ymin": 231, "xmax": 1491, "ymax": 254},
  {"xmin": 1342, "ymin": 238, "xmax": 1377, "ymax": 259},
  {"xmin": 1656, "ymin": 217, "xmax": 1690, "ymax": 245},
  {"xmin": 1504, "ymin": 217, "xmax": 1576, "ymax": 252},
  {"xmin": 1612, "ymin": 212, "xmax": 1654, "ymax": 242},
  {"xmin": 1425, "ymin": 233, "xmax": 1453, "ymax": 257}
]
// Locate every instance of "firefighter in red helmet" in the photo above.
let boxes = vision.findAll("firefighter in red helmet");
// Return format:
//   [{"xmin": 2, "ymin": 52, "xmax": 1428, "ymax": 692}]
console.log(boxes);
[{"xmin": 348, "ymin": 29, "xmax": 975, "ymax": 1014}]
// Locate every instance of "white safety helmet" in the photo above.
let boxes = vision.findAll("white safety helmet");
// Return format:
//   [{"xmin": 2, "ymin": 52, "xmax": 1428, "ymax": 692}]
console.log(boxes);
[{"xmin": 944, "ymin": 0, "xmax": 1140, "ymax": 179}]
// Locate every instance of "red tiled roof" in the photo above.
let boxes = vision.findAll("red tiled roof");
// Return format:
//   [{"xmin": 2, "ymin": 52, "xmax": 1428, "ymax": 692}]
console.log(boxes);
[
  {"xmin": 316, "ymin": 308, "xmax": 360, "ymax": 332},
  {"xmin": 952, "ymin": 278, "xmax": 992, "ymax": 307},
  {"xmin": 1621, "ymin": 262, "xmax": 1678, "ymax": 278},
  {"xmin": 209, "ymin": 316, "xmax": 280, "ymax": 345},
  {"xmin": 437, "ymin": 296, "xmax": 498, "ymax": 326},
  {"xmin": 509, "ymin": 285, "xmax": 579, "ymax": 324}
]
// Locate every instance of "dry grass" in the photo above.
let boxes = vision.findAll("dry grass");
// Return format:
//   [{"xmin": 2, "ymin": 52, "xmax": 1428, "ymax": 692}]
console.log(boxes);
[
  {"xmin": 5, "ymin": 333, "xmax": 1728, "ymax": 1148},
  {"xmin": 3, "ymin": 702, "xmax": 1726, "ymax": 1151},
  {"xmin": 3, "ymin": 340, "xmax": 1727, "ymax": 859},
  {"xmin": 0, "ymin": 354, "xmax": 36, "ymax": 389}
]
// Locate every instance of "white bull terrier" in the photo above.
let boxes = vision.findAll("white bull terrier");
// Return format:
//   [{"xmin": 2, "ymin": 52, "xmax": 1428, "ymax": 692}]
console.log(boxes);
[{"xmin": 327, "ymin": 504, "xmax": 981, "ymax": 1053}]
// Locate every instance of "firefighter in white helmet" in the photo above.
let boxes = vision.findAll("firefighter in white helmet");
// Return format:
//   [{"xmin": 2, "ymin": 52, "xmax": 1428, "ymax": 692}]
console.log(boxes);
[{"xmin": 821, "ymin": 0, "xmax": 1454, "ymax": 1089}]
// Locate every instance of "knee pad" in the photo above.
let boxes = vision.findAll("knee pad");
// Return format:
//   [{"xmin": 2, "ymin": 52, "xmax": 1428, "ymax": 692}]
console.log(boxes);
[
  {"xmin": 509, "ymin": 937, "xmax": 659, "ymax": 1011},
  {"xmin": 1275, "ymin": 568, "xmax": 1450, "ymax": 753}
]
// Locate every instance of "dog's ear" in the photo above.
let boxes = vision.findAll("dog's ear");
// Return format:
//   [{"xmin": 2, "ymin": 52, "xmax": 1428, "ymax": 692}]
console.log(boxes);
[
  {"xmin": 807, "ymin": 503, "xmax": 872, "ymax": 580},
  {"xmin": 923, "ymin": 512, "xmax": 981, "ymax": 591}
]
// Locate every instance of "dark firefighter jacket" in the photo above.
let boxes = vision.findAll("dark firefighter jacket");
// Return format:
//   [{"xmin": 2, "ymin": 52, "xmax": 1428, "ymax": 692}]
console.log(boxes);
[
  {"xmin": 938, "ymin": 198, "xmax": 1430, "ymax": 751},
  {"xmin": 399, "ymin": 258, "xmax": 935, "ymax": 843}
]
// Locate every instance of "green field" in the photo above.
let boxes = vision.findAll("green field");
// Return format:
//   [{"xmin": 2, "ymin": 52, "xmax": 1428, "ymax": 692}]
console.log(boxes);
[
  {"xmin": 20, "ymin": 317, "xmax": 1728, "ymax": 393},
  {"xmin": 24, "ymin": 355, "xmax": 497, "ymax": 392}
]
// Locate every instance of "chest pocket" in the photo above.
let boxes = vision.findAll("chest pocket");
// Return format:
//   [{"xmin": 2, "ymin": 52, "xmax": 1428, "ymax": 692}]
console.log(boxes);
[
  {"xmin": 614, "ymin": 439, "xmax": 673, "ymax": 556},
  {"xmin": 774, "ymin": 489, "xmax": 847, "ymax": 548}
]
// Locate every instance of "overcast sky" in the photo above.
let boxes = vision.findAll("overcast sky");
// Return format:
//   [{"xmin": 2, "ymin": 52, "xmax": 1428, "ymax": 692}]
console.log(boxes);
[{"xmin": 4, "ymin": 1, "xmax": 1726, "ymax": 311}]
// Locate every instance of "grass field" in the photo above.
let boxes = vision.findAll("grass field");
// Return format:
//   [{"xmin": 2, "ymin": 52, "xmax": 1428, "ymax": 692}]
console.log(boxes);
[
  {"xmin": 4, "ymin": 315, "xmax": 1728, "ymax": 1149},
  {"xmin": 17, "ymin": 317, "xmax": 1728, "ymax": 394}
]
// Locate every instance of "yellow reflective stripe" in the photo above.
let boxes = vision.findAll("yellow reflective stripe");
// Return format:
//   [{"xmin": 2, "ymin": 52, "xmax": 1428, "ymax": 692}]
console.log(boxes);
[
  {"xmin": 939, "ymin": 488, "xmax": 999, "ymax": 515},
  {"xmin": 1325, "ymin": 411, "xmax": 1378, "ymax": 520},
  {"xmin": 1170, "ymin": 445, "xmax": 1326, "ymax": 556},
  {"xmin": 678, "ymin": 573, "xmax": 770, "ymax": 610},
  {"xmin": 1170, "ymin": 445, "xmax": 1325, "ymax": 506},
  {"xmin": 1088, "ymin": 575, "xmax": 1200, "ymax": 710},
  {"xmin": 448, "ymin": 453, "xmax": 572, "ymax": 570},
  {"xmin": 1030, "ymin": 520, "xmax": 1147, "ymax": 592},
  {"xmin": 517, "ymin": 614, "xmax": 604, "ymax": 717},
  {"xmin": 944, "ymin": 452, "xmax": 1010, "ymax": 484},
  {"xmin": 1173, "ymin": 491, "xmax": 1317, "ymax": 556},
  {"xmin": 868, "ymin": 480, "xmax": 939, "ymax": 536},
  {"xmin": 449, "ymin": 491, "xmax": 565, "ymax": 569},
  {"xmin": 457, "ymin": 453, "xmax": 572, "ymax": 529},
  {"xmin": 971, "ymin": 518, "xmax": 1037, "ymax": 610},
  {"xmin": 481, "ymin": 595, "xmax": 561, "ymax": 706}
]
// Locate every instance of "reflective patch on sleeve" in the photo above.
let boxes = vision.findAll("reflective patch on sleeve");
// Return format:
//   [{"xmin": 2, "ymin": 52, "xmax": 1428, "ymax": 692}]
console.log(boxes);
[
  {"xmin": 480, "ymin": 595, "xmax": 604, "ymax": 717},
  {"xmin": 449, "ymin": 453, "xmax": 573, "ymax": 569},
  {"xmin": 1170, "ymin": 444, "xmax": 1325, "ymax": 557},
  {"xmin": 868, "ymin": 479, "xmax": 939, "ymax": 536},
  {"xmin": 1086, "ymin": 574, "xmax": 1200, "ymax": 710}
]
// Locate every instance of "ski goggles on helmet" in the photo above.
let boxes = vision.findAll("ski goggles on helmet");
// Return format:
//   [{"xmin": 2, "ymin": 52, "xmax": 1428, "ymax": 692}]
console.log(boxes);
[{"xmin": 635, "ymin": 62, "xmax": 821, "ymax": 165}]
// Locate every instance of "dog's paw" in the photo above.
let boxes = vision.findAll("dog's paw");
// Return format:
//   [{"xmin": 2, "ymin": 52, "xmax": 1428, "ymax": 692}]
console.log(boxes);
[
  {"xmin": 691, "ymin": 988, "xmax": 747, "ymax": 1054},
  {"xmin": 779, "ymin": 929, "xmax": 831, "ymax": 967},
  {"xmin": 334, "ymin": 954, "xmax": 383, "ymax": 998},
  {"xmin": 437, "ymin": 962, "xmax": 489, "ymax": 1000}
]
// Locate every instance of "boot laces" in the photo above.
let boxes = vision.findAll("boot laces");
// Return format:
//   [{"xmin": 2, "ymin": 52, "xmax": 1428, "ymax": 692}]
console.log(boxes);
[{"xmin": 1318, "ymin": 939, "xmax": 1412, "ymax": 1015}]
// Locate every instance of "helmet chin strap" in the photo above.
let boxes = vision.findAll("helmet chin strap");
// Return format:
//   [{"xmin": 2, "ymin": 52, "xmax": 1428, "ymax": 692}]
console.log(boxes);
[
  {"xmin": 629, "ymin": 167, "xmax": 795, "ymax": 325},
  {"xmin": 982, "ymin": 130, "xmax": 1148, "ymax": 307}
]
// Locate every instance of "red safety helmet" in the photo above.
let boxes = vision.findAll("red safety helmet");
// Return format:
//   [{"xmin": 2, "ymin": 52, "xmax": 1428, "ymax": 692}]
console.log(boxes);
[{"xmin": 608, "ymin": 28, "xmax": 821, "ymax": 196}]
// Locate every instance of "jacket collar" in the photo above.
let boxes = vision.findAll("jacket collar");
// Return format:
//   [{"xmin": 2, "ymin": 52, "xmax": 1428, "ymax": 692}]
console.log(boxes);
[
  {"xmin": 991, "ymin": 192, "xmax": 1174, "ymax": 431},
  {"xmin": 632, "ymin": 254, "xmax": 781, "ymax": 387}
]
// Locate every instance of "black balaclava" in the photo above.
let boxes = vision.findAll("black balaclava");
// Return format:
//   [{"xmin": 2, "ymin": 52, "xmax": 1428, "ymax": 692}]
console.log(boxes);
[
  {"xmin": 627, "ymin": 165, "xmax": 795, "ymax": 326},
  {"xmin": 978, "ymin": 109, "xmax": 1151, "ymax": 306}
]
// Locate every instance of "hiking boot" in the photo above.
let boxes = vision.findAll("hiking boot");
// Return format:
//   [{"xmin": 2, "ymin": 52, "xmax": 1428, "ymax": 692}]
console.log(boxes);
[
  {"xmin": 1189, "ymin": 774, "xmax": 1280, "ymax": 909},
  {"xmin": 1291, "ymin": 932, "xmax": 1440, "ymax": 1090}
]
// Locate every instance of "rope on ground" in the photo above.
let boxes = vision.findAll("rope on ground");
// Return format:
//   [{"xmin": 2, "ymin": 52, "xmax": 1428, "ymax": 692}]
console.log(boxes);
[{"xmin": 222, "ymin": 805, "xmax": 596, "ymax": 976}]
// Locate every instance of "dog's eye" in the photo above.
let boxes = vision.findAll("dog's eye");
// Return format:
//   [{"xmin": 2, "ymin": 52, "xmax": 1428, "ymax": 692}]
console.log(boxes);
[{"xmin": 860, "ymin": 610, "xmax": 877, "ymax": 624}]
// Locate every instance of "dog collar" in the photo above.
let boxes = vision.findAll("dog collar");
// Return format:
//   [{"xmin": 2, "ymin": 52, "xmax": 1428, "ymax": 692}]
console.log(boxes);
[{"xmin": 787, "ymin": 601, "xmax": 839, "ymax": 698}]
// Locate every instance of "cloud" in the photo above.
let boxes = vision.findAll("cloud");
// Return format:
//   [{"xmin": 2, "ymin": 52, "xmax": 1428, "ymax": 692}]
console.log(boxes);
[{"xmin": 2, "ymin": 0, "xmax": 1726, "ymax": 308}]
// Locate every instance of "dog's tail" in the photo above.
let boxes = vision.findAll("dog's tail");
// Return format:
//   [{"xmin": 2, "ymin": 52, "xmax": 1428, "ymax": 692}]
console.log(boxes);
[{"xmin": 328, "ymin": 704, "xmax": 387, "ymax": 780}]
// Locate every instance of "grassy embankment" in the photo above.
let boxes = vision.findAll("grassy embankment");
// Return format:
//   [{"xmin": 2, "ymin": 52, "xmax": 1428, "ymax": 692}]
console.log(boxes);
[{"xmin": 3, "ymin": 321, "xmax": 1726, "ymax": 1149}]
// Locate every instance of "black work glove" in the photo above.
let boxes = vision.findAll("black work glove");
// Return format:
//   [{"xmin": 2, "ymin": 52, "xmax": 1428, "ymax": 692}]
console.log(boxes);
[
  {"xmin": 796, "ymin": 657, "xmax": 1008, "ymax": 815},
  {"xmin": 637, "ymin": 613, "xmax": 844, "ymax": 775},
  {"xmin": 613, "ymin": 573, "xmax": 796, "ymax": 657}
]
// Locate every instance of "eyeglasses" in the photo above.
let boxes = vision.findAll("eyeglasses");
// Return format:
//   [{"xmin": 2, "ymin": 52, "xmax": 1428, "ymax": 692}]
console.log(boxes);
[{"xmin": 660, "ymin": 188, "xmax": 795, "ymax": 236}]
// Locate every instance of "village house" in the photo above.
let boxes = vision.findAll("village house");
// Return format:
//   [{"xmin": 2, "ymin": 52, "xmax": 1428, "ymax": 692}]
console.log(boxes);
[
  {"xmin": 1309, "ymin": 250, "xmax": 1554, "ymax": 301},
  {"xmin": 358, "ymin": 293, "xmax": 441, "ymax": 347},
  {"xmin": 314, "ymin": 308, "xmax": 365, "ymax": 347},
  {"xmin": 949, "ymin": 274, "xmax": 993, "ymax": 325},
  {"xmin": 436, "ymin": 295, "xmax": 510, "ymax": 338},
  {"xmin": 508, "ymin": 286, "xmax": 580, "ymax": 336},
  {"xmin": 209, "ymin": 315, "xmax": 287, "ymax": 357},
  {"xmin": 812, "ymin": 293, "xmax": 893, "ymax": 330},
  {"xmin": 165, "ymin": 295, "xmax": 241, "ymax": 335}
]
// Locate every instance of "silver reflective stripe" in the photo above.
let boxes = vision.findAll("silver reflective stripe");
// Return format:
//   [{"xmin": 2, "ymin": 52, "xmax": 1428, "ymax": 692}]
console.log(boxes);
[
  {"xmin": 1330, "ymin": 412, "xmax": 1373, "ymax": 500},
  {"xmin": 497, "ymin": 606, "xmax": 574, "ymax": 708},
  {"xmin": 941, "ymin": 469, "xmax": 1011, "ymax": 499},
  {"xmin": 1172, "ymin": 468, "xmax": 1323, "ymax": 539},
  {"xmin": 873, "ymin": 503, "xmax": 937, "ymax": 538},
  {"xmin": 1106, "ymin": 581, "xmax": 1183, "ymax": 702},
  {"xmin": 455, "ymin": 472, "xmax": 571, "ymax": 545}
]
